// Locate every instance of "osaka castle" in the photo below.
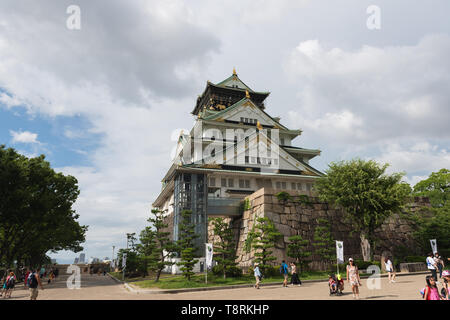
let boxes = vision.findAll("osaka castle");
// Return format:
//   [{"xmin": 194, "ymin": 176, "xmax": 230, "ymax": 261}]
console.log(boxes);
[{"xmin": 153, "ymin": 69, "xmax": 322, "ymax": 254}]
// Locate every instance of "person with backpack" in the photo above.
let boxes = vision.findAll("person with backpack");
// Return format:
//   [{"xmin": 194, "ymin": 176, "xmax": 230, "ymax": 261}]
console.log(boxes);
[
  {"xmin": 28, "ymin": 269, "xmax": 44, "ymax": 300},
  {"xmin": 422, "ymin": 275, "xmax": 443, "ymax": 300},
  {"xmin": 280, "ymin": 260, "xmax": 289, "ymax": 288},
  {"xmin": 0, "ymin": 275, "xmax": 7, "ymax": 298},
  {"xmin": 434, "ymin": 252, "xmax": 444, "ymax": 279},
  {"xmin": 4, "ymin": 271, "xmax": 16, "ymax": 298}
]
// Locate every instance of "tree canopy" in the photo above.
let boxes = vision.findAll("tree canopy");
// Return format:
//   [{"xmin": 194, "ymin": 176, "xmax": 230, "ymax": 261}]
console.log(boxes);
[
  {"xmin": 0, "ymin": 145, "xmax": 87, "ymax": 268},
  {"xmin": 411, "ymin": 168, "xmax": 450, "ymax": 257},
  {"xmin": 315, "ymin": 159, "xmax": 410, "ymax": 261}
]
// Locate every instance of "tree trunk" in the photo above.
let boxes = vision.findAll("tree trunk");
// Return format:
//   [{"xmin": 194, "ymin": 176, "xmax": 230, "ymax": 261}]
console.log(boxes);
[
  {"xmin": 155, "ymin": 269, "xmax": 161, "ymax": 282},
  {"xmin": 360, "ymin": 233, "xmax": 371, "ymax": 262}
]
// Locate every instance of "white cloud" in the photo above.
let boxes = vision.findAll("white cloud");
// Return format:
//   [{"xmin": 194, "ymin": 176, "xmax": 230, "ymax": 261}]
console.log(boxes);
[
  {"xmin": 10, "ymin": 130, "xmax": 39, "ymax": 144},
  {"xmin": 285, "ymin": 35, "xmax": 450, "ymax": 145},
  {"xmin": 375, "ymin": 142, "xmax": 450, "ymax": 177}
]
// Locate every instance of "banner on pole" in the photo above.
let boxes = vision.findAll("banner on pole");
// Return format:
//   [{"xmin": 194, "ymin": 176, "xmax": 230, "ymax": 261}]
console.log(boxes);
[
  {"xmin": 336, "ymin": 241, "xmax": 344, "ymax": 264},
  {"xmin": 430, "ymin": 239, "xmax": 438, "ymax": 254},
  {"xmin": 205, "ymin": 243, "xmax": 213, "ymax": 269},
  {"xmin": 122, "ymin": 254, "xmax": 127, "ymax": 269}
]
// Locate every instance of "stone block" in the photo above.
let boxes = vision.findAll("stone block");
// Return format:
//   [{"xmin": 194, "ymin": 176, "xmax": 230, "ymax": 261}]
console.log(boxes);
[
  {"xmin": 280, "ymin": 214, "xmax": 288, "ymax": 225},
  {"xmin": 277, "ymin": 224, "xmax": 291, "ymax": 236}
]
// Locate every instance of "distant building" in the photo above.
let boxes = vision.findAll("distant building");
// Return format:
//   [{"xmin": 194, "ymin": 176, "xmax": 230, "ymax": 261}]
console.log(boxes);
[
  {"xmin": 79, "ymin": 253, "xmax": 85, "ymax": 263},
  {"xmin": 74, "ymin": 257, "xmax": 79, "ymax": 264}
]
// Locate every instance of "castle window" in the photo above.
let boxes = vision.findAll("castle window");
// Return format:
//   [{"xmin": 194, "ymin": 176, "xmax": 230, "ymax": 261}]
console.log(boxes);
[
  {"xmin": 276, "ymin": 182, "xmax": 281, "ymax": 189},
  {"xmin": 281, "ymin": 182, "xmax": 286, "ymax": 189},
  {"xmin": 221, "ymin": 178, "xmax": 227, "ymax": 187},
  {"xmin": 228, "ymin": 178, "xmax": 234, "ymax": 187},
  {"xmin": 297, "ymin": 183, "xmax": 302, "ymax": 190},
  {"xmin": 291, "ymin": 182, "xmax": 296, "ymax": 190},
  {"xmin": 209, "ymin": 177, "xmax": 216, "ymax": 187}
]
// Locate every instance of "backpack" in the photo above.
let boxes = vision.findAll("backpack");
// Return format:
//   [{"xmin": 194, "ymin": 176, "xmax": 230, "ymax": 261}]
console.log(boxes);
[
  {"xmin": 7, "ymin": 276, "xmax": 15, "ymax": 286},
  {"xmin": 28, "ymin": 273, "xmax": 38, "ymax": 288}
]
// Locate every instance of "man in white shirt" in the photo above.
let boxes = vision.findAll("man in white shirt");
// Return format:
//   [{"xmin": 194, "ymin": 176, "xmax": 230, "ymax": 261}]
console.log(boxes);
[{"xmin": 426, "ymin": 252, "xmax": 438, "ymax": 280}]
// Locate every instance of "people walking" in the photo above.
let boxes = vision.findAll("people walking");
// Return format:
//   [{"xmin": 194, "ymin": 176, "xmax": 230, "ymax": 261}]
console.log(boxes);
[
  {"xmin": 384, "ymin": 257, "xmax": 396, "ymax": 283},
  {"xmin": 24, "ymin": 269, "xmax": 31, "ymax": 288},
  {"xmin": 426, "ymin": 253, "xmax": 438, "ymax": 280},
  {"xmin": 3, "ymin": 271, "xmax": 16, "ymax": 298},
  {"xmin": 253, "ymin": 263, "xmax": 262, "ymax": 289},
  {"xmin": 434, "ymin": 252, "xmax": 444, "ymax": 279},
  {"xmin": 280, "ymin": 260, "xmax": 289, "ymax": 288},
  {"xmin": 290, "ymin": 262, "xmax": 302, "ymax": 286},
  {"xmin": 423, "ymin": 275, "xmax": 443, "ymax": 300},
  {"xmin": 28, "ymin": 269, "xmax": 44, "ymax": 300},
  {"xmin": 0, "ymin": 275, "xmax": 6, "ymax": 297},
  {"xmin": 346, "ymin": 258, "xmax": 361, "ymax": 299}
]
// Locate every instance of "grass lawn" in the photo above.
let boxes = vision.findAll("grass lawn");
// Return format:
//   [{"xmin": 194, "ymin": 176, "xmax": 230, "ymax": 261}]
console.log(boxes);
[{"xmin": 128, "ymin": 271, "xmax": 342, "ymax": 290}]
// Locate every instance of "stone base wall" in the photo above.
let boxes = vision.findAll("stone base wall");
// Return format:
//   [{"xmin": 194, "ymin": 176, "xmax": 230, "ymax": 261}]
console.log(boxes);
[{"xmin": 205, "ymin": 188, "xmax": 430, "ymax": 270}]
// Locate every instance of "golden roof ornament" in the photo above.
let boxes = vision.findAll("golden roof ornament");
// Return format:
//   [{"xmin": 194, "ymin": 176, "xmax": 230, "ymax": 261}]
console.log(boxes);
[
  {"xmin": 233, "ymin": 67, "xmax": 237, "ymax": 75},
  {"xmin": 256, "ymin": 121, "xmax": 263, "ymax": 131},
  {"xmin": 245, "ymin": 90, "xmax": 250, "ymax": 99}
]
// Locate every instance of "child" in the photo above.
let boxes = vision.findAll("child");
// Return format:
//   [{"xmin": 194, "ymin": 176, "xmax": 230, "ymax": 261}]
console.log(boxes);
[
  {"xmin": 423, "ymin": 275, "xmax": 443, "ymax": 300},
  {"xmin": 328, "ymin": 275, "xmax": 337, "ymax": 295}
]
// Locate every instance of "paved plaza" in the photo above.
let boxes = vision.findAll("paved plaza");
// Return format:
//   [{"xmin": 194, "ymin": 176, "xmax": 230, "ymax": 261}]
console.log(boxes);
[{"xmin": 6, "ymin": 272, "xmax": 433, "ymax": 300}]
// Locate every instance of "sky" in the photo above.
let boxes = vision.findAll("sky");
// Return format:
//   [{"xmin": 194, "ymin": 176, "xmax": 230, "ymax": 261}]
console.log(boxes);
[{"xmin": 0, "ymin": 0, "xmax": 449, "ymax": 263}]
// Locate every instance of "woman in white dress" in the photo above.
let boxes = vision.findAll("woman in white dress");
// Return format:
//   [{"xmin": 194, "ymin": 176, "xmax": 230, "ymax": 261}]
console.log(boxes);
[{"xmin": 346, "ymin": 258, "xmax": 362, "ymax": 299}]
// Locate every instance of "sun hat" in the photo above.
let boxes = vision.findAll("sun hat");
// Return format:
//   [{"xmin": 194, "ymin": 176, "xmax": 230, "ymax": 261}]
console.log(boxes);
[
  {"xmin": 349, "ymin": 258, "xmax": 353, "ymax": 261},
  {"xmin": 442, "ymin": 270, "xmax": 450, "ymax": 277}
]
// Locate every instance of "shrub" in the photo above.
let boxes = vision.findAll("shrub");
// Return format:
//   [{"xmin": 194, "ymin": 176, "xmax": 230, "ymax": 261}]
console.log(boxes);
[
  {"xmin": 212, "ymin": 265, "xmax": 242, "ymax": 278},
  {"xmin": 404, "ymin": 255, "xmax": 426, "ymax": 263},
  {"xmin": 353, "ymin": 259, "xmax": 381, "ymax": 270}
]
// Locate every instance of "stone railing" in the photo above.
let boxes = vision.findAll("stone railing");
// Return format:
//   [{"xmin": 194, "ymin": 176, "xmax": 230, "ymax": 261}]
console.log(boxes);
[{"xmin": 399, "ymin": 262, "xmax": 428, "ymax": 273}]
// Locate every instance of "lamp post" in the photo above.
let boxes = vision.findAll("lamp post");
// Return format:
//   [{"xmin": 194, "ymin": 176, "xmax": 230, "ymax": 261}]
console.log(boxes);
[{"xmin": 112, "ymin": 245, "xmax": 115, "ymax": 271}]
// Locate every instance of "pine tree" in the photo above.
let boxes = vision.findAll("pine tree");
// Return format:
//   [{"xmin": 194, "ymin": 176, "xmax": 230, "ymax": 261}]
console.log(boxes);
[
  {"xmin": 247, "ymin": 217, "xmax": 282, "ymax": 276},
  {"xmin": 176, "ymin": 209, "xmax": 199, "ymax": 281},
  {"xmin": 210, "ymin": 217, "xmax": 238, "ymax": 279},
  {"xmin": 286, "ymin": 234, "xmax": 311, "ymax": 273},
  {"xmin": 146, "ymin": 209, "xmax": 178, "ymax": 282},
  {"xmin": 136, "ymin": 226, "xmax": 157, "ymax": 277},
  {"xmin": 312, "ymin": 218, "xmax": 335, "ymax": 269}
]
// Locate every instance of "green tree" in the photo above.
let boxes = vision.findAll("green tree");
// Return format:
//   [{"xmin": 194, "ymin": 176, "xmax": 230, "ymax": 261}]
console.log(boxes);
[
  {"xmin": 136, "ymin": 226, "xmax": 157, "ymax": 277},
  {"xmin": 247, "ymin": 217, "xmax": 282, "ymax": 275},
  {"xmin": 176, "ymin": 210, "xmax": 199, "ymax": 281},
  {"xmin": 312, "ymin": 218, "xmax": 335, "ymax": 268},
  {"xmin": 147, "ymin": 209, "xmax": 178, "ymax": 282},
  {"xmin": 286, "ymin": 234, "xmax": 311, "ymax": 273},
  {"xmin": 413, "ymin": 168, "xmax": 449, "ymax": 208},
  {"xmin": 315, "ymin": 159, "xmax": 410, "ymax": 261},
  {"xmin": 0, "ymin": 145, "xmax": 87, "ymax": 269},
  {"xmin": 210, "ymin": 217, "xmax": 238, "ymax": 279},
  {"xmin": 410, "ymin": 169, "xmax": 450, "ymax": 257}
]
